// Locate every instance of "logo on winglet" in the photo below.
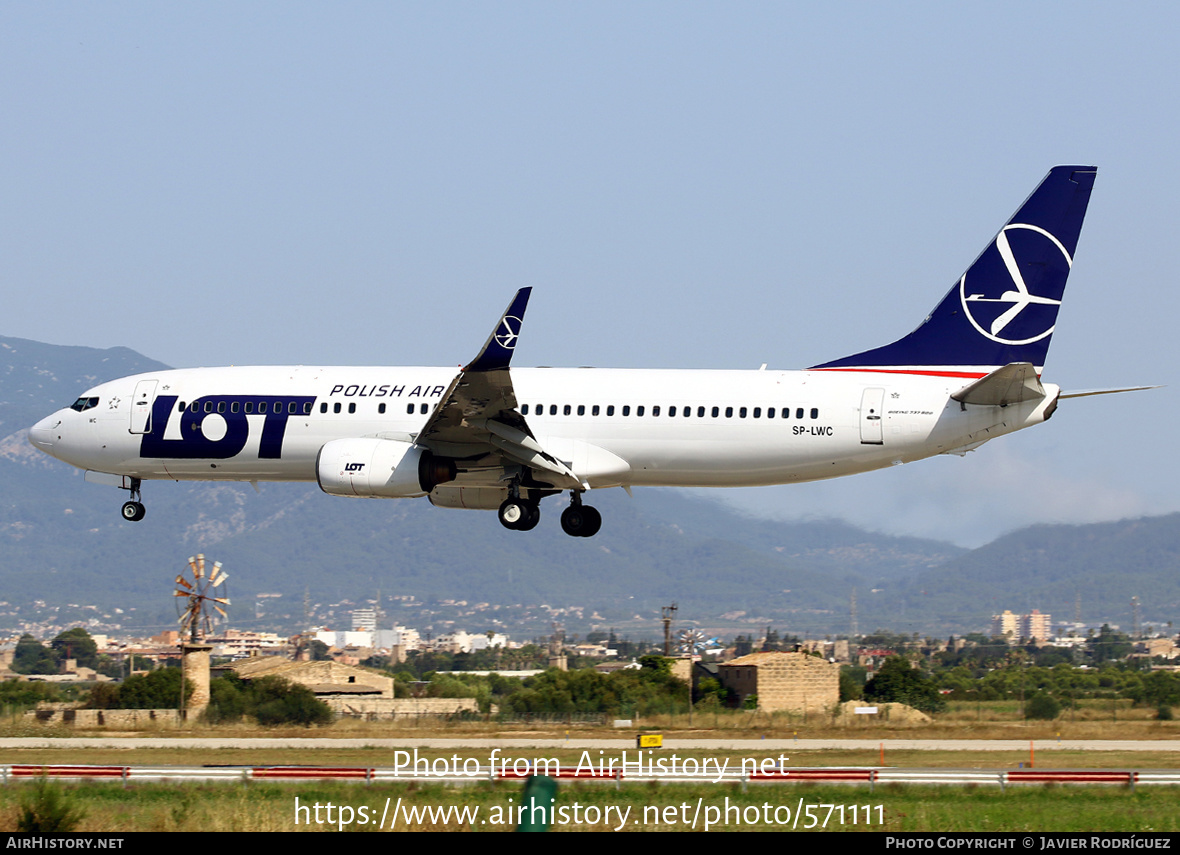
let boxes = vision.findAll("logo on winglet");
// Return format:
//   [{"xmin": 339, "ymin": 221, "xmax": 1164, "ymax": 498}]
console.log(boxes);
[
  {"xmin": 959, "ymin": 223, "xmax": 1071, "ymax": 346},
  {"xmin": 495, "ymin": 315, "xmax": 523, "ymax": 349}
]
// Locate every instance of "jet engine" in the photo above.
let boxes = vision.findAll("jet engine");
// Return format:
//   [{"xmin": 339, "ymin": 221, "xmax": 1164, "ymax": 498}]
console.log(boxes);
[{"xmin": 316, "ymin": 438, "xmax": 456, "ymax": 498}]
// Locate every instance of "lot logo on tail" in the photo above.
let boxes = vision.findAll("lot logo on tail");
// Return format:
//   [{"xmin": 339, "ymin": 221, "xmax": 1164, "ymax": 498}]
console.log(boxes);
[
  {"xmin": 959, "ymin": 223, "xmax": 1071, "ymax": 346},
  {"xmin": 494, "ymin": 316, "xmax": 523, "ymax": 349}
]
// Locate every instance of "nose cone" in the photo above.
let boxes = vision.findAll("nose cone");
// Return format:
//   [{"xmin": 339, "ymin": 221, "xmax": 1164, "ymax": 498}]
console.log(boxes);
[{"xmin": 28, "ymin": 414, "xmax": 61, "ymax": 454}]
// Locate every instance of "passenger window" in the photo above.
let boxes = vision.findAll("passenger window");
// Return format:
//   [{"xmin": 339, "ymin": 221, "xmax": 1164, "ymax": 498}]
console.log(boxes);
[
  {"xmin": 320, "ymin": 403, "xmax": 328, "ymax": 413},
  {"xmin": 739, "ymin": 407, "xmax": 747, "ymax": 418},
  {"xmin": 622, "ymin": 406, "xmax": 630, "ymax": 416},
  {"xmin": 335, "ymin": 403, "xmax": 342, "ymax": 414},
  {"xmin": 289, "ymin": 402, "xmax": 297, "ymax": 414},
  {"xmin": 407, "ymin": 404, "xmax": 414, "ymax": 414},
  {"xmin": 550, "ymin": 405, "xmax": 557, "ymax": 415},
  {"xmin": 191, "ymin": 402, "xmax": 199, "ymax": 413},
  {"xmin": 259, "ymin": 402, "xmax": 267, "ymax": 413},
  {"xmin": 177, "ymin": 401, "xmax": 186, "ymax": 413},
  {"xmin": 592, "ymin": 405, "xmax": 600, "ymax": 416},
  {"xmin": 577, "ymin": 405, "xmax": 585, "ymax": 416},
  {"xmin": 304, "ymin": 402, "xmax": 312, "ymax": 414},
  {"xmin": 697, "ymin": 406, "xmax": 705, "ymax": 417},
  {"xmin": 607, "ymin": 405, "xmax": 615, "ymax": 416},
  {"xmin": 564, "ymin": 405, "xmax": 571, "ymax": 415},
  {"xmin": 231, "ymin": 402, "xmax": 240, "ymax": 414},
  {"xmin": 796, "ymin": 408, "xmax": 804, "ymax": 419},
  {"xmin": 521, "ymin": 404, "xmax": 529, "ymax": 415},
  {"xmin": 652, "ymin": 406, "xmax": 661, "ymax": 417},
  {"xmin": 348, "ymin": 403, "xmax": 356, "ymax": 414},
  {"xmin": 204, "ymin": 402, "xmax": 213, "ymax": 414},
  {"xmin": 767, "ymin": 407, "xmax": 775, "ymax": 419},
  {"xmin": 712, "ymin": 406, "xmax": 719, "ymax": 418},
  {"xmin": 753, "ymin": 407, "xmax": 761, "ymax": 418},
  {"xmin": 637, "ymin": 406, "xmax": 645, "ymax": 417},
  {"xmin": 725, "ymin": 407, "xmax": 733, "ymax": 418},
  {"xmin": 420, "ymin": 404, "xmax": 428, "ymax": 415},
  {"xmin": 245, "ymin": 402, "xmax": 254, "ymax": 414},
  {"xmin": 811, "ymin": 408, "xmax": 818, "ymax": 419},
  {"xmin": 378, "ymin": 403, "xmax": 386, "ymax": 414}
]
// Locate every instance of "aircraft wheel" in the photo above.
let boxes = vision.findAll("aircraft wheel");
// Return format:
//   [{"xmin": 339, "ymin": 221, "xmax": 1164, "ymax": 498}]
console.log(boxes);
[
  {"xmin": 122, "ymin": 501, "xmax": 146, "ymax": 522},
  {"xmin": 498, "ymin": 498, "xmax": 529, "ymax": 530},
  {"xmin": 579, "ymin": 505, "xmax": 601, "ymax": 537},
  {"xmin": 516, "ymin": 502, "xmax": 541, "ymax": 531},
  {"xmin": 560, "ymin": 505, "xmax": 586, "ymax": 537}
]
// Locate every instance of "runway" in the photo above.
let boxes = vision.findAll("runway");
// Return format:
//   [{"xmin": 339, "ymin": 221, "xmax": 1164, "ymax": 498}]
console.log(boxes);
[{"xmin": 0, "ymin": 737, "xmax": 1177, "ymax": 751}]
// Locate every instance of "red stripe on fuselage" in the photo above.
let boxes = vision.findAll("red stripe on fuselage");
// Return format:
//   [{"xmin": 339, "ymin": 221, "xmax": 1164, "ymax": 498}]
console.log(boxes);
[{"xmin": 812, "ymin": 368, "xmax": 990, "ymax": 379}]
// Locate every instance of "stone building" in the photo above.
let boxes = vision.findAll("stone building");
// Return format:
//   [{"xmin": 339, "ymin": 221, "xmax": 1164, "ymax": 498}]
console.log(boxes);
[
  {"xmin": 717, "ymin": 651, "xmax": 838, "ymax": 714},
  {"xmin": 229, "ymin": 657, "xmax": 477, "ymax": 717}
]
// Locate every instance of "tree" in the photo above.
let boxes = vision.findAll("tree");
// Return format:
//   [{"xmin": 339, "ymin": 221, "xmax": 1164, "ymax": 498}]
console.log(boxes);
[
  {"xmin": 87, "ymin": 667, "xmax": 191, "ymax": 710},
  {"xmin": 1087, "ymin": 625, "xmax": 1133, "ymax": 663},
  {"xmin": 203, "ymin": 674, "xmax": 332, "ymax": 726},
  {"xmin": 50, "ymin": 628, "xmax": 98, "ymax": 669},
  {"xmin": 12, "ymin": 635, "xmax": 57, "ymax": 675},
  {"xmin": 863, "ymin": 657, "xmax": 945, "ymax": 714}
]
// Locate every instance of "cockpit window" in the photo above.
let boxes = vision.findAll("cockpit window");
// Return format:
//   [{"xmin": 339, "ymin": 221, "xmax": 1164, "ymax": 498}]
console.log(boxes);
[{"xmin": 69, "ymin": 397, "xmax": 99, "ymax": 412}]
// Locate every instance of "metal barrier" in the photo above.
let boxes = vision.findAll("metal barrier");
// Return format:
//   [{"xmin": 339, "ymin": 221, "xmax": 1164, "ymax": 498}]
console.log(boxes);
[{"xmin": 2, "ymin": 764, "xmax": 1177, "ymax": 788}]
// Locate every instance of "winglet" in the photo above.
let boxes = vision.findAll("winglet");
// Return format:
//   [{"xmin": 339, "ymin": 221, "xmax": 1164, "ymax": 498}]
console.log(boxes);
[{"xmin": 465, "ymin": 288, "xmax": 532, "ymax": 372}]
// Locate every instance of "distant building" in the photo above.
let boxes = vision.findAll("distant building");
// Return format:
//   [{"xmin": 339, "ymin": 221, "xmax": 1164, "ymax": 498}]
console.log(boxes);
[
  {"xmin": 991, "ymin": 610, "xmax": 1019, "ymax": 640},
  {"xmin": 991, "ymin": 610, "xmax": 1052, "ymax": 643},
  {"xmin": 717, "ymin": 652, "xmax": 838, "ymax": 714},
  {"xmin": 351, "ymin": 609, "xmax": 377, "ymax": 632},
  {"xmin": 1020, "ymin": 610, "xmax": 1052, "ymax": 643}
]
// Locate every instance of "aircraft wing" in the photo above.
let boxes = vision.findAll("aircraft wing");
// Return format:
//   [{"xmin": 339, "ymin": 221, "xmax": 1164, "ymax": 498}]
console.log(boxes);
[{"xmin": 415, "ymin": 289, "xmax": 584, "ymax": 489}]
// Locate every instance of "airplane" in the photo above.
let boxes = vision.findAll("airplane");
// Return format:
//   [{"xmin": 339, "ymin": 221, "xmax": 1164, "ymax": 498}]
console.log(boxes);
[{"xmin": 27, "ymin": 165, "xmax": 1150, "ymax": 538}]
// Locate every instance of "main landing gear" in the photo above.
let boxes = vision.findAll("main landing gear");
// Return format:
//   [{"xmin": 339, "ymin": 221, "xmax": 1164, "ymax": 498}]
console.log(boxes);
[
  {"xmin": 498, "ymin": 497, "xmax": 540, "ymax": 531},
  {"xmin": 120, "ymin": 478, "xmax": 146, "ymax": 522},
  {"xmin": 560, "ymin": 492, "xmax": 601, "ymax": 538},
  {"xmin": 496, "ymin": 488, "xmax": 601, "ymax": 537}
]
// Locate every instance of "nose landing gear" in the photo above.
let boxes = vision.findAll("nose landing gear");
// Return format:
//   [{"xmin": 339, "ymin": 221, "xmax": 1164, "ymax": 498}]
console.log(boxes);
[{"xmin": 120, "ymin": 478, "xmax": 146, "ymax": 522}]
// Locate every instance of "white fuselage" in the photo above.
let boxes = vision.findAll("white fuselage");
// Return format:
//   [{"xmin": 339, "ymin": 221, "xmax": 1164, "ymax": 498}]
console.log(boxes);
[{"xmin": 28, "ymin": 364, "xmax": 1059, "ymax": 492}]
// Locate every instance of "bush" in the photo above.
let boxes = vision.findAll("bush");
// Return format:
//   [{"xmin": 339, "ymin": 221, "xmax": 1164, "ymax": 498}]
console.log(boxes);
[
  {"xmin": 17, "ymin": 778, "xmax": 85, "ymax": 832},
  {"xmin": 203, "ymin": 674, "xmax": 332, "ymax": 726},
  {"xmin": 1025, "ymin": 691, "xmax": 1061, "ymax": 720}
]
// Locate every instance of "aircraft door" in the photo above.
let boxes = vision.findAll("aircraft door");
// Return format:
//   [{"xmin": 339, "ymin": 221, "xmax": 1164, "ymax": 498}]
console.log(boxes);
[
  {"xmin": 129, "ymin": 379, "xmax": 158, "ymax": 435},
  {"xmin": 859, "ymin": 387, "xmax": 885, "ymax": 445}
]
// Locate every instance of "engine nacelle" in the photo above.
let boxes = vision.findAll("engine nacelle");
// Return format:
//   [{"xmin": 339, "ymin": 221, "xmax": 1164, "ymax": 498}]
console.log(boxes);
[{"xmin": 316, "ymin": 438, "xmax": 455, "ymax": 498}]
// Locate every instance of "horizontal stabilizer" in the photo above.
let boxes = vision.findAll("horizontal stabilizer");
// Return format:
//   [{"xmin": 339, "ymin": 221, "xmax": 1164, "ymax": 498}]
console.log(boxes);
[
  {"xmin": 951, "ymin": 362, "xmax": 1044, "ymax": 407},
  {"xmin": 1059, "ymin": 385, "xmax": 1161, "ymax": 399}
]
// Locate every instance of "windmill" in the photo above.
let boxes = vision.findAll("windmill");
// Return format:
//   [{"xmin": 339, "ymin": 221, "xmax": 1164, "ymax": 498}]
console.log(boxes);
[
  {"xmin": 174, "ymin": 554, "xmax": 230, "ymax": 643},
  {"xmin": 677, "ymin": 628, "xmax": 719, "ymax": 656}
]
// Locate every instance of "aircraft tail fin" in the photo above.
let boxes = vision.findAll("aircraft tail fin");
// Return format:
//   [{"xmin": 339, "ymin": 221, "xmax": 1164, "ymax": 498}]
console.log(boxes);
[{"xmin": 811, "ymin": 166, "xmax": 1097, "ymax": 378}]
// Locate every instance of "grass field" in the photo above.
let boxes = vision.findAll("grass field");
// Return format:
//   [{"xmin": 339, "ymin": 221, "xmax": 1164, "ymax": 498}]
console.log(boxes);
[
  {"xmin": 1, "ymin": 700, "xmax": 1176, "ymax": 832},
  {"xmin": 1, "ymin": 779, "xmax": 1176, "ymax": 832}
]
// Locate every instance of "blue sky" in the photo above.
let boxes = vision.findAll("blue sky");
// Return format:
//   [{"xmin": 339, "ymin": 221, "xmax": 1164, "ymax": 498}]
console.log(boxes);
[{"xmin": 2, "ymin": 3, "xmax": 1175, "ymax": 545}]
